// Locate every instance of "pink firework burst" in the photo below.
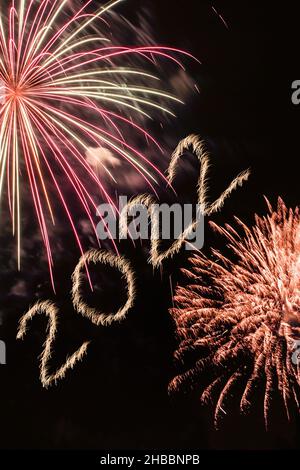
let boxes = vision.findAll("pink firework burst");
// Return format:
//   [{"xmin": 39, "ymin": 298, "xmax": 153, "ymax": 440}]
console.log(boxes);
[
  {"xmin": 0, "ymin": 0, "xmax": 193, "ymax": 287},
  {"xmin": 169, "ymin": 198, "xmax": 300, "ymax": 429}
]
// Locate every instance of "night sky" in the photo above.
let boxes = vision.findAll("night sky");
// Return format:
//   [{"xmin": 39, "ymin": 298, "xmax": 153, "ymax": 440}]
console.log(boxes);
[{"xmin": 0, "ymin": 0, "xmax": 299, "ymax": 453}]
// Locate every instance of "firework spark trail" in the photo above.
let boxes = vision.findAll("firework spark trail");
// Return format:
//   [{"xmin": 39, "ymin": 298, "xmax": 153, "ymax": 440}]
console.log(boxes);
[
  {"xmin": 0, "ymin": 0, "xmax": 193, "ymax": 287},
  {"xmin": 211, "ymin": 5, "xmax": 229, "ymax": 30},
  {"xmin": 169, "ymin": 199, "xmax": 300, "ymax": 429}
]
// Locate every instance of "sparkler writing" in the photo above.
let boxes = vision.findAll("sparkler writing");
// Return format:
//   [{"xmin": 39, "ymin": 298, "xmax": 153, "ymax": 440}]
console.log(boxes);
[{"xmin": 16, "ymin": 134, "xmax": 250, "ymax": 388}]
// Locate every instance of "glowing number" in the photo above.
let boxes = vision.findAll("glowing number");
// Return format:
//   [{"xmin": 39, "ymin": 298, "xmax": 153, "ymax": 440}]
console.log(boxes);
[
  {"xmin": 121, "ymin": 135, "xmax": 250, "ymax": 267},
  {"xmin": 72, "ymin": 249, "xmax": 136, "ymax": 326},
  {"xmin": 17, "ymin": 250, "xmax": 136, "ymax": 387},
  {"xmin": 16, "ymin": 135, "xmax": 249, "ymax": 387},
  {"xmin": 17, "ymin": 301, "xmax": 90, "ymax": 388}
]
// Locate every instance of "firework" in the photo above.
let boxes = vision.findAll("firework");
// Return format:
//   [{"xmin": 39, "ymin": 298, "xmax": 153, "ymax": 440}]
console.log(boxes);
[
  {"xmin": 0, "ymin": 0, "xmax": 192, "ymax": 286},
  {"xmin": 169, "ymin": 199, "xmax": 300, "ymax": 428}
]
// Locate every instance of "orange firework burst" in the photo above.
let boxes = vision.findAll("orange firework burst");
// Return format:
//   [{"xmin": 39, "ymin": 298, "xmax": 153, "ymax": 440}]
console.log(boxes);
[{"xmin": 169, "ymin": 199, "xmax": 300, "ymax": 429}]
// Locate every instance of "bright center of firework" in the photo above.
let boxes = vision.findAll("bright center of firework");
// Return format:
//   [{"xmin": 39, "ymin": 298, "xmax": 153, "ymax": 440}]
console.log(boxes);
[{"xmin": 8, "ymin": 84, "xmax": 23, "ymax": 99}]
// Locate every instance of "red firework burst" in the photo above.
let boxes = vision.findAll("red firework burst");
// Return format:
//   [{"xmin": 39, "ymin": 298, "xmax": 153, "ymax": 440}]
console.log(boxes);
[
  {"xmin": 0, "ymin": 0, "xmax": 193, "ymax": 287},
  {"xmin": 169, "ymin": 198, "xmax": 300, "ymax": 429}
]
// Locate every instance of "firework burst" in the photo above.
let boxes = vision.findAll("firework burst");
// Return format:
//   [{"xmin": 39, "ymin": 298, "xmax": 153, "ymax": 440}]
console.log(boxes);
[
  {"xmin": 169, "ymin": 199, "xmax": 300, "ymax": 429},
  {"xmin": 0, "ymin": 0, "xmax": 192, "ymax": 286}
]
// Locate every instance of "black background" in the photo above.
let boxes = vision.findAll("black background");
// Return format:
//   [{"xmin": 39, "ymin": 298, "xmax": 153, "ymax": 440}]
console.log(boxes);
[{"xmin": 0, "ymin": 0, "xmax": 299, "ymax": 454}]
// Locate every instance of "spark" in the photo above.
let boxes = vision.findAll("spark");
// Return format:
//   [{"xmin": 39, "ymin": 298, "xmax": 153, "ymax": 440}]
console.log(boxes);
[{"xmin": 211, "ymin": 5, "xmax": 229, "ymax": 30}]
